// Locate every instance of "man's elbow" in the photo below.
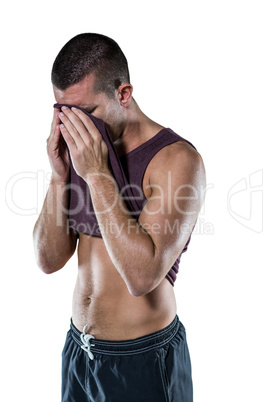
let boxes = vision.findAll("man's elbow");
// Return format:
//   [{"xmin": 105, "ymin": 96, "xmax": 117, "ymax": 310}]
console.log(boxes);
[
  {"xmin": 33, "ymin": 241, "xmax": 75, "ymax": 274},
  {"xmin": 33, "ymin": 230, "xmax": 77, "ymax": 274},
  {"xmin": 127, "ymin": 274, "xmax": 157, "ymax": 297},
  {"xmin": 34, "ymin": 254, "xmax": 65, "ymax": 275},
  {"xmin": 39, "ymin": 263, "xmax": 64, "ymax": 275},
  {"xmin": 128, "ymin": 286, "xmax": 145, "ymax": 297}
]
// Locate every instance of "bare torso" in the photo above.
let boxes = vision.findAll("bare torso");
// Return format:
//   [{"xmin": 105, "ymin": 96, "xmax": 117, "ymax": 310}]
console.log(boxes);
[{"xmin": 71, "ymin": 126, "xmax": 179, "ymax": 340}]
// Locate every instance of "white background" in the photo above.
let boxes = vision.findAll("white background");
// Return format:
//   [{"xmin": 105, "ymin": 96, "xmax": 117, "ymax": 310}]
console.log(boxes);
[{"xmin": 1, "ymin": 0, "xmax": 267, "ymax": 401}]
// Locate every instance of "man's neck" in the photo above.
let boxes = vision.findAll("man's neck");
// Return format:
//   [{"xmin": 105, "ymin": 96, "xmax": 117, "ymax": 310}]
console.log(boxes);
[{"xmin": 112, "ymin": 99, "xmax": 164, "ymax": 156}]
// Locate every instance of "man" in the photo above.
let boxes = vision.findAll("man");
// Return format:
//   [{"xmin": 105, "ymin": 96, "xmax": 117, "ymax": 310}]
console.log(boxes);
[{"xmin": 33, "ymin": 33, "xmax": 206, "ymax": 402}]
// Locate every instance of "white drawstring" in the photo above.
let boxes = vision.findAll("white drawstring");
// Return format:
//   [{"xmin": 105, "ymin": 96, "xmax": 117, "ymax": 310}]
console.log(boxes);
[{"xmin": 80, "ymin": 324, "xmax": 95, "ymax": 360}]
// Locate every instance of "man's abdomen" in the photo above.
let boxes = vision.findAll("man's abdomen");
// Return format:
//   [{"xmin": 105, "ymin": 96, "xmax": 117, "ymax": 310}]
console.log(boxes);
[{"xmin": 71, "ymin": 233, "xmax": 177, "ymax": 341}]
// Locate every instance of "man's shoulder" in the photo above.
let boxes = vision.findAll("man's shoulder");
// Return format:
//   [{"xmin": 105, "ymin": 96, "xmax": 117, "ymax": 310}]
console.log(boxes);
[
  {"xmin": 149, "ymin": 137, "xmax": 202, "ymax": 174},
  {"xmin": 145, "ymin": 136, "xmax": 206, "ymax": 206}
]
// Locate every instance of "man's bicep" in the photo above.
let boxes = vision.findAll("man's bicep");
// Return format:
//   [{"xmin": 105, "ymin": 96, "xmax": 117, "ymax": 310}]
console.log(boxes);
[{"xmin": 138, "ymin": 147, "xmax": 205, "ymax": 270}]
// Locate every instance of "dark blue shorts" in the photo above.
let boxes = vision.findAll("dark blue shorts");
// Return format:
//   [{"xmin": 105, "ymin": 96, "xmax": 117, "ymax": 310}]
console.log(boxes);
[{"xmin": 61, "ymin": 315, "xmax": 193, "ymax": 401}]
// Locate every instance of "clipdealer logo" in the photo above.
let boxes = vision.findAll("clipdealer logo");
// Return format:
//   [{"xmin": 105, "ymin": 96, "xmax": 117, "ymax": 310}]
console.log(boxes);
[{"xmin": 5, "ymin": 169, "xmax": 264, "ymax": 234}]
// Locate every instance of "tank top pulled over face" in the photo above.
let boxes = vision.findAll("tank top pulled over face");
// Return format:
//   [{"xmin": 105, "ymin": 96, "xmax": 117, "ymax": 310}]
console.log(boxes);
[{"xmin": 54, "ymin": 104, "xmax": 197, "ymax": 286}]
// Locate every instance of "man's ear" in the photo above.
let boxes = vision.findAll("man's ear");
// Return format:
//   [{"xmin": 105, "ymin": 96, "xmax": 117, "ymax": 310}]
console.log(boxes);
[{"xmin": 118, "ymin": 83, "xmax": 133, "ymax": 107}]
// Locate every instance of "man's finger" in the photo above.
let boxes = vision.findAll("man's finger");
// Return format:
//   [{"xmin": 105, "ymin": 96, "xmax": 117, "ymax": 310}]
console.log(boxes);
[
  {"xmin": 60, "ymin": 124, "xmax": 77, "ymax": 152},
  {"xmin": 71, "ymin": 107, "xmax": 102, "ymax": 143},
  {"xmin": 48, "ymin": 108, "xmax": 60, "ymax": 144},
  {"xmin": 59, "ymin": 110, "xmax": 85, "ymax": 149}
]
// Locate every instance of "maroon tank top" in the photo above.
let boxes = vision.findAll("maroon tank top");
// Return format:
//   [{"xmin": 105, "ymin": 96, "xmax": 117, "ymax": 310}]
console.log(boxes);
[{"xmin": 54, "ymin": 104, "xmax": 197, "ymax": 286}]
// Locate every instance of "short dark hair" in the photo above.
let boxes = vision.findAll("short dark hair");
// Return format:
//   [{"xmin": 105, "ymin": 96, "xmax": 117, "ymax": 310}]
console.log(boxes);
[{"xmin": 51, "ymin": 33, "xmax": 130, "ymax": 98}]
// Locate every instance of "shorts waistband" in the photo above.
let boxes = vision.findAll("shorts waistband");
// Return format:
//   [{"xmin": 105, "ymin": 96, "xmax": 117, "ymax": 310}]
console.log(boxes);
[{"xmin": 70, "ymin": 314, "xmax": 180, "ymax": 356}]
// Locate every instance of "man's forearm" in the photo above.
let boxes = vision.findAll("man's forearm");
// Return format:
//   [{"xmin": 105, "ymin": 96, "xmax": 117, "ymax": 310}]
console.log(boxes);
[
  {"xmin": 87, "ymin": 171, "xmax": 157, "ymax": 296},
  {"xmin": 33, "ymin": 175, "xmax": 76, "ymax": 273}
]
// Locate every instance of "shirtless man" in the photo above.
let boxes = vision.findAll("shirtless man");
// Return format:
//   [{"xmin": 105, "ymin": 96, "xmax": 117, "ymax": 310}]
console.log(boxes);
[{"xmin": 33, "ymin": 33, "xmax": 206, "ymax": 402}]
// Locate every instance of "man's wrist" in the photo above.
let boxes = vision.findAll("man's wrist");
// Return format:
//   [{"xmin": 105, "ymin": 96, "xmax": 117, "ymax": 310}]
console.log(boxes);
[
  {"xmin": 50, "ymin": 173, "xmax": 68, "ymax": 186},
  {"xmin": 87, "ymin": 171, "xmax": 115, "ymax": 193}
]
